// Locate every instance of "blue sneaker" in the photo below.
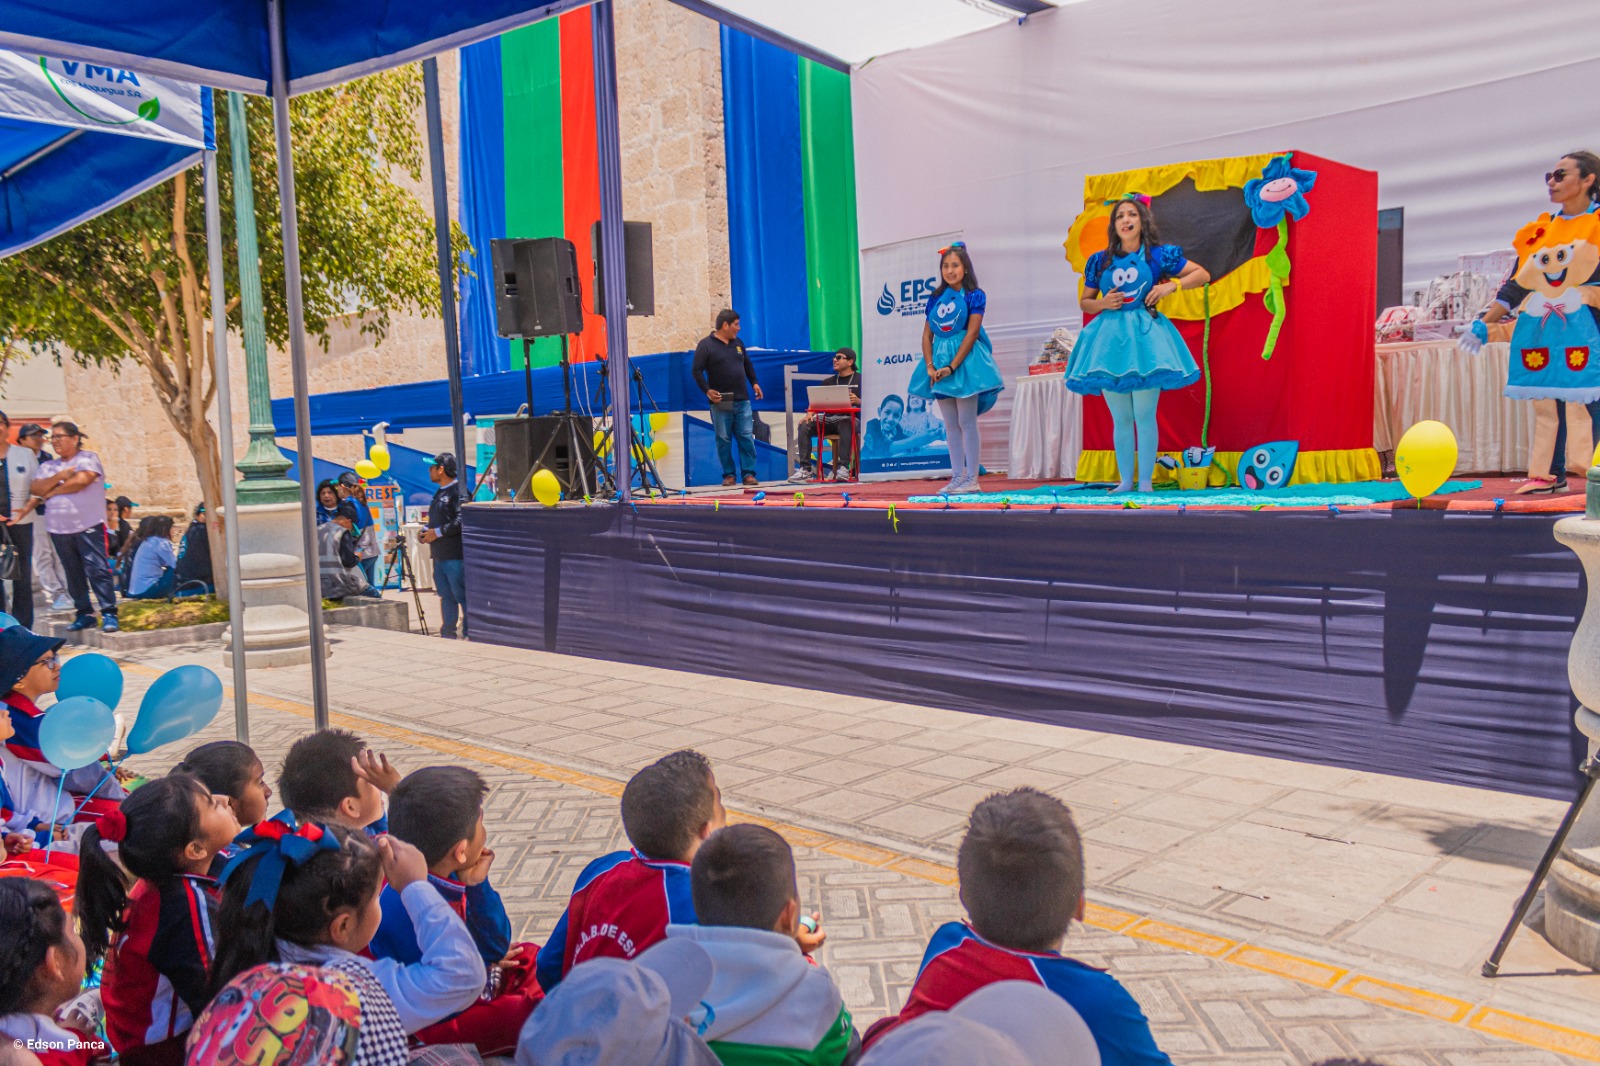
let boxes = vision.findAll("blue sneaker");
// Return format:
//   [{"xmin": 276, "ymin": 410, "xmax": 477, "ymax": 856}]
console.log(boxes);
[
  {"xmin": 101, "ymin": 616, "xmax": 120, "ymax": 634},
  {"xmin": 67, "ymin": 616, "xmax": 96, "ymax": 631}
]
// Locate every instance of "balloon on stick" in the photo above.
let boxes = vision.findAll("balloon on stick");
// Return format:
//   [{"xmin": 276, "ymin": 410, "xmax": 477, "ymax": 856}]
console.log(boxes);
[
  {"xmin": 57, "ymin": 652, "xmax": 123, "ymax": 711},
  {"xmin": 368, "ymin": 445, "xmax": 392, "ymax": 473},
  {"xmin": 649, "ymin": 412, "xmax": 670, "ymax": 433},
  {"xmin": 125, "ymin": 666, "xmax": 224, "ymax": 754},
  {"xmin": 649, "ymin": 440, "xmax": 669, "ymax": 460},
  {"xmin": 1395, "ymin": 419, "xmax": 1458, "ymax": 499},
  {"xmin": 529, "ymin": 469, "xmax": 562, "ymax": 508},
  {"xmin": 353, "ymin": 459, "xmax": 380, "ymax": 480},
  {"xmin": 38, "ymin": 697, "xmax": 116, "ymax": 770}
]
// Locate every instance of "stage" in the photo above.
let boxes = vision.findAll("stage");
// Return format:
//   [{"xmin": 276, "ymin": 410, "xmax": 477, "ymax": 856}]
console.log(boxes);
[{"xmin": 461, "ymin": 476, "xmax": 1591, "ymax": 802}]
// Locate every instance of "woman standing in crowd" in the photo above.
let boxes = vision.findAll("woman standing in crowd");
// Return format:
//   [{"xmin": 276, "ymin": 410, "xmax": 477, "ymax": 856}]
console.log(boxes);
[
  {"xmin": 29, "ymin": 423, "xmax": 118, "ymax": 633},
  {"xmin": 907, "ymin": 243, "xmax": 1005, "ymax": 494},
  {"xmin": 3, "ymin": 413, "xmax": 38, "ymax": 628},
  {"xmin": 1065, "ymin": 195, "xmax": 1210, "ymax": 494}
]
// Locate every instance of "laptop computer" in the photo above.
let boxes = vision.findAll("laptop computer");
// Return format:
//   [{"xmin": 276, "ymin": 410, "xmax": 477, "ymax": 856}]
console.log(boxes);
[{"xmin": 807, "ymin": 384, "xmax": 857, "ymax": 408}]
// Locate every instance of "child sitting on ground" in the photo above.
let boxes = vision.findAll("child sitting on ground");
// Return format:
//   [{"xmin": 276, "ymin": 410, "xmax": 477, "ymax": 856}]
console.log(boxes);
[
  {"xmin": 276, "ymin": 728, "xmax": 399, "ymax": 833},
  {"xmin": 0, "ymin": 687, "xmax": 58, "ymax": 854},
  {"xmin": 863, "ymin": 788, "xmax": 1170, "ymax": 1066},
  {"xmin": 535, "ymin": 749, "xmax": 726, "ymax": 991},
  {"xmin": 0, "ymin": 877, "xmax": 110, "ymax": 1066},
  {"xmin": 77, "ymin": 775, "xmax": 240, "ymax": 1063},
  {"xmin": 666, "ymin": 823, "xmax": 854, "ymax": 1065},
  {"xmin": 209, "ymin": 817, "xmax": 486, "ymax": 1042},
  {"xmin": 373, "ymin": 765, "xmax": 542, "ymax": 1057},
  {"xmin": 173, "ymin": 741, "xmax": 273, "ymax": 828}
]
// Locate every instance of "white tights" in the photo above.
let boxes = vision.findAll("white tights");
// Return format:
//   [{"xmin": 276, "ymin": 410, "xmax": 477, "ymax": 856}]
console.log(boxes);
[{"xmin": 937, "ymin": 395, "xmax": 982, "ymax": 482}]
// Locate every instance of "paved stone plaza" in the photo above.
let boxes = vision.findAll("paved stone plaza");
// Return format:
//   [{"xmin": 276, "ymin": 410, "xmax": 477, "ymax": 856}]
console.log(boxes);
[{"xmin": 113, "ymin": 623, "xmax": 1600, "ymax": 1063}]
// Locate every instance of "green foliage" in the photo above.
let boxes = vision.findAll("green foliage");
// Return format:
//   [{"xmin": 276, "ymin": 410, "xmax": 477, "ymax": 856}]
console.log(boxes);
[{"xmin": 118, "ymin": 596, "xmax": 230, "ymax": 632}]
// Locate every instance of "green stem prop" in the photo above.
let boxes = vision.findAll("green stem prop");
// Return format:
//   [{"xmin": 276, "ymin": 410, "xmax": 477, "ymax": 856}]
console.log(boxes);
[
  {"xmin": 1201, "ymin": 284, "xmax": 1213, "ymax": 448},
  {"xmin": 1260, "ymin": 217, "xmax": 1290, "ymax": 360}
]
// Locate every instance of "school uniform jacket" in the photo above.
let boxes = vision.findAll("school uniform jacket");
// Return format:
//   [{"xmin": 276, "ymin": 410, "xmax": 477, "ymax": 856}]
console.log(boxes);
[
  {"xmin": 100, "ymin": 874, "xmax": 219, "ymax": 1053},
  {"xmin": 866, "ymin": 922, "xmax": 1171, "ymax": 1066},
  {"xmin": 371, "ymin": 872, "xmax": 512, "ymax": 967},
  {"xmin": 534, "ymin": 849, "xmax": 695, "ymax": 991}
]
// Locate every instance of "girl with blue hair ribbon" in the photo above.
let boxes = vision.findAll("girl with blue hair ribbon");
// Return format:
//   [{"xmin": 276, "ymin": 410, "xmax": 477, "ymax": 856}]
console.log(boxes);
[
  {"xmin": 1065, "ymin": 195, "xmax": 1210, "ymax": 493},
  {"xmin": 907, "ymin": 243, "xmax": 1005, "ymax": 494}
]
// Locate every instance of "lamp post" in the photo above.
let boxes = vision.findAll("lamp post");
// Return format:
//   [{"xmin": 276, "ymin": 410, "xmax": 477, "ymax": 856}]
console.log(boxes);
[{"xmin": 222, "ymin": 90, "xmax": 314, "ymax": 669}]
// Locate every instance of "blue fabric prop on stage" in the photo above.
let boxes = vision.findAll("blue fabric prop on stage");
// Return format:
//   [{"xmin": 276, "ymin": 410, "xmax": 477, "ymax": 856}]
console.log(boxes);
[
  {"xmin": 457, "ymin": 38, "xmax": 510, "ymax": 377},
  {"xmin": 721, "ymin": 26, "xmax": 810, "ymax": 351},
  {"xmin": 462, "ymin": 503, "xmax": 1586, "ymax": 801},
  {"xmin": 906, "ymin": 479, "xmax": 1483, "ymax": 507}
]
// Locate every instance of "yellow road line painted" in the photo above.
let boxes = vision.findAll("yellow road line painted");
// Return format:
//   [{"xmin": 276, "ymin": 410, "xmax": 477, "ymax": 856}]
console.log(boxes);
[{"xmin": 120, "ymin": 664, "xmax": 1600, "ymax": 1062}]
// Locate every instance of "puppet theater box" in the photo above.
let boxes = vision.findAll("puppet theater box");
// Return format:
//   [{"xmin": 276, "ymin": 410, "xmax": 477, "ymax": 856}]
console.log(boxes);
[{"xmin": 1064, "ymin": 151, "xmax": 1380, "ymax": 486}]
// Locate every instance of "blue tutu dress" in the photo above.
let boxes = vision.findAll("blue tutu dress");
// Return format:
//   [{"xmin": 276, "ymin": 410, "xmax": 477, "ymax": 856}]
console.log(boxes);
[
  {"xmin": 907, "ymin": 286, "xmax": 1005, "ymax": 415},
  {"xmin": 1065, "ymin": 245, "xmax": 1200, "ymax": 396}
]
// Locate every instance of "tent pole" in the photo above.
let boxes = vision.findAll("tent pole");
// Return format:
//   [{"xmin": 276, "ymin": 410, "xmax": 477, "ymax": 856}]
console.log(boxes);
[
  {"xmin": 203, "ymin": 142, "xmax": 251, "ymax": 744},
  {"xmin": 592, "ymin": 0, "xmax": 631, "ymax": 501},
  {"xmin": 268, "ymin": 0, "xmax": 331, "ymax": 730},
  {"xmin": 422, "ymin": 58, "xmax": 470, "ymax": 499}
]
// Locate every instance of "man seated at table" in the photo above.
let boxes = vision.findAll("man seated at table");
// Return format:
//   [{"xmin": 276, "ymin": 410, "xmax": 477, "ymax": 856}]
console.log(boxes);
[{"xmin": 797, "ymin": 348, "xmax": 863, "ymax": 482}]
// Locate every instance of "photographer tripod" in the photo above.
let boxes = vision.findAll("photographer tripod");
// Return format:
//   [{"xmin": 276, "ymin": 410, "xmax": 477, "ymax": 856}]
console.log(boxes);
[{"xmin": 382, "ymin": 533, "xmax": 430, "ymax": 638}]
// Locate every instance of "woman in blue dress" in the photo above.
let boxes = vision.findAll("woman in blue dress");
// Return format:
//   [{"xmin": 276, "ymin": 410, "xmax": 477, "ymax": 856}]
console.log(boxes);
[
  {"xmin": 907, "ymin": 243, "xmax": 1005, "ymax": 493},
  {"xmin": 1065, "ymin": 196, "xmax": 1210, "ymax": 493}
]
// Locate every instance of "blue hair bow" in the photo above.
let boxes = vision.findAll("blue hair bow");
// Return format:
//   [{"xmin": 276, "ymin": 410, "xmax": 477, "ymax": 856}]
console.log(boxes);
[{"xmin": 218, "ymin": 812, "xmax": 342, "ymax": 908}]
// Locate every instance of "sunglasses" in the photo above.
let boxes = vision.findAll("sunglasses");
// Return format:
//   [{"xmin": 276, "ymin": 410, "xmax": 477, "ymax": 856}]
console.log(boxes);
[{"xmin": 1546, "ymin": 169, "xmax": 1569, "ymax": 184}]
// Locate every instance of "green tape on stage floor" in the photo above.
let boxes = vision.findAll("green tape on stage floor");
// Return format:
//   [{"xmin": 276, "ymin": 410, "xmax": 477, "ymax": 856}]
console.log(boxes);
[
  {"xmin": 908, "ymin": 480, "xmax": 1485, "ymax": 507},
  {"xmin": 799, "ymin": 59, "xmax": 861, "ymax": 355},
  {"xmin": 502, "ymin": 19, "xmax": 564, "ymax": 369}
]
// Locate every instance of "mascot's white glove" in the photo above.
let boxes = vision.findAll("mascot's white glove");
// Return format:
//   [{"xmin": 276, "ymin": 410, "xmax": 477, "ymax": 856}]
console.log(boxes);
[{"xmin": 1458, "ymin": 318, "xmax": 1488, "ymax": 355}]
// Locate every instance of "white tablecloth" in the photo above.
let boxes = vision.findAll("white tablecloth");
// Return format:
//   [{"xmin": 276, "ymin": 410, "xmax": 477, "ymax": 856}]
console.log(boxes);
[
  {"xmin": 1007, "ymin": 372, "xmax": 1082, "ymax": 479},
  {"xmin": 1374, "ymin": 341, "xmax": 1529, "ymax": 474}
]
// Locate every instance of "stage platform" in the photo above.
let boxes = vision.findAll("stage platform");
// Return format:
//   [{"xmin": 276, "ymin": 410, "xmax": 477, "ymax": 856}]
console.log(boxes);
[{"xmin": 462, "ymin": 477, "xmax": 1591, "ymax": 803}]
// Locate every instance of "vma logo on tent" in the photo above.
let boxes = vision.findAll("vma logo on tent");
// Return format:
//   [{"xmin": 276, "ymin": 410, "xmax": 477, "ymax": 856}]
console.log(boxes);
[
  {"xmin": 38, "ymin": 56, "xmax": 160, "ymax": 123},
  {"xmin": 875, "ymin": 276, "xmax": 938, "ymax": 317}
]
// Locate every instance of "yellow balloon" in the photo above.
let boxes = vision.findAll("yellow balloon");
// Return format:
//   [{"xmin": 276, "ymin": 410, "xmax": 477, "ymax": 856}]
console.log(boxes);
[
  {"xmin": 649, "ymin": 412, "xmax": 670, "ymax": 433},
  {"xmin": 592, "ymin": 430, "xmax": 611, "ymax": 455},
  {"xmin": 368, "ymin": 445, "xmax": 391, "ymax": 473},
  {"xmin": 1394, "ymin": 419, "xmax": 1458, "ymax": 499},
  {"xmin": 353, "ymin": 459, "xmax": 380, "ymax": 480},
  {"xmin": 529, "ymin": 468, "xmax": 562, "ymax": 507},
  {"xmin": 649, "ymin": 440, "xmax": 669, "ymax": 460}
]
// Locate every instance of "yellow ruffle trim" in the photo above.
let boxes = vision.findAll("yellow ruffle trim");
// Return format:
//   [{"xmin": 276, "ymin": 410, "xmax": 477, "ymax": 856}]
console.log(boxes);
[{"xmin": 1074, "ymin": 447, "xmax": 1383, "ymax": 487}]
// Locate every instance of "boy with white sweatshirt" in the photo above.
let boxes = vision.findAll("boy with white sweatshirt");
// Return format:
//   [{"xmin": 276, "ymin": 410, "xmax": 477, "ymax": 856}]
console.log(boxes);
[{"xmin": 666, "ymin": 824, "xmax": 856, "ymax": 1066}]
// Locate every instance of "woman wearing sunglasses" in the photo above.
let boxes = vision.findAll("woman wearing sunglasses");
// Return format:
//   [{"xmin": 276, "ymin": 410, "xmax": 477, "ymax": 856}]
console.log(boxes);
[{"xmin": 1462, "ymin": 152, "xmax": 1600, "ymax": 493}]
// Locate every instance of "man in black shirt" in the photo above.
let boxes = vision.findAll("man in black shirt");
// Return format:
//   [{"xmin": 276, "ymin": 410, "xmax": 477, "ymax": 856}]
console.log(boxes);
[
  {"xmin": 804, "ymin": 347, "xmax": 862, "ymax": 481},
  {"xmin": 691, "ymin": 309, "xmax": 763, "ymax": 486},
  {"xmin": 421, "ymin": 451, "xmax": 467, "ymax": 639}
]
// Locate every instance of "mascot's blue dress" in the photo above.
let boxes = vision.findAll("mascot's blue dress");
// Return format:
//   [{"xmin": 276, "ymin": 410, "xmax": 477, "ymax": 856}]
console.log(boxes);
[
  {"xmin": 1065, "ymin": 244, "xmax": 1199, "ymax": 396},
  {"xmin": 907, "ymin": 286, "xmax": 1005, "ymax": 414}
]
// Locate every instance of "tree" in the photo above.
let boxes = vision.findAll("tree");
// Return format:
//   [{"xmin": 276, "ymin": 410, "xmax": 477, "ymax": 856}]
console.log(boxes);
[{"xmin": 0, "ymin": 65, "xmax": 463, "ymax": 596}]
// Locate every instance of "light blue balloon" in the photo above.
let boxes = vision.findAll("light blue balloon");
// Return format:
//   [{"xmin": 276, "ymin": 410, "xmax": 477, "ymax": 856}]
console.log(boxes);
[
  {"xmin": 0, "ymin": 613, "xmax": 18, "ymax": 630},
  {"xmin": 37, "ymin": 696, "xmax": 116, "ymax": 771},
  {"xmin": 126, "ymin": 665, "xmax": 223, "ymax": 754},
  {"xmin": 58, "ymin": 653, "xmax": 123, "ymax": 711}
]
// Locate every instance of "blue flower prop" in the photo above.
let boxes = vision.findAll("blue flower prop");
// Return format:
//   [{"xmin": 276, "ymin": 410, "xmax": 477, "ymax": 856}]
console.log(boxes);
[{"xmin": 1243, "ymin": 155, "xmax": 1317, "ymax": 228}]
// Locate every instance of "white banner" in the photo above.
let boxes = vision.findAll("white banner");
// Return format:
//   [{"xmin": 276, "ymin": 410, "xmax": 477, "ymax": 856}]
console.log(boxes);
[
  {"xmin": 858, "ymin": 231, "xmax": 959, "ymax": 481},
  {"xmin": 0, "ymin": 50, "xmax": 212, "ymax": 148}
]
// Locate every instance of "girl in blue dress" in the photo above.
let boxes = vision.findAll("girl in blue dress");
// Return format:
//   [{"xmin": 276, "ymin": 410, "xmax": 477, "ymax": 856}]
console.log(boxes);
[
  {"xmin": 1065, "ymin": 196, "xmax": 1210, "ymax": 493},
  {"xmin": 907, "ymin": 243, "xmax": 1005, "ymax": 493}
]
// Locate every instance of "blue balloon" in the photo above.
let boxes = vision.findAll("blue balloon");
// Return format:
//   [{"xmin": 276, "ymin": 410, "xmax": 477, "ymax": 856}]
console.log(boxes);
[
  {"xmin": 126, "ymin": 665, "xmax": 223, "ymax": 754},
  {"xmin": 58, "ymin": 653, "xmax": 124, "ymax": 711},
  {"xmin": 37, "ymin": 696, "xmax": 116, "ymax": 771},
  {"xmin": 0, "ymin": 613, "xmax": 18, "ymax": 630}
]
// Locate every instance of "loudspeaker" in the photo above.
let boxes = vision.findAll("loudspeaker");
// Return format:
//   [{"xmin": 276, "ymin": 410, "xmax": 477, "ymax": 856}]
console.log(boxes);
[
  {"xmin": 489, "ymin": 237, "xmax": 585, "ymax": 339},
  {"xmin": 590, "ymin": 221, "xmax": 655, "ymax": 317},
  {"xmin": 496, "ymin": 415, "xmax": 598, "ymax": 500}
]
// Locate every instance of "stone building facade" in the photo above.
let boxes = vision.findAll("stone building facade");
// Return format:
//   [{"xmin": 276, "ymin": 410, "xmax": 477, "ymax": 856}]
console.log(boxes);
[{"xmin": 59, "ymin": 0, "xmax": 731, "ymax": 510}]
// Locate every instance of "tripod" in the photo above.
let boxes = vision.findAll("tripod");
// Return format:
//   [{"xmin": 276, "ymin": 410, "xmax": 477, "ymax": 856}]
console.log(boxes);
[
  {"xmin": 1482, "ymin": 749, "xmax": 1600, "ymax": 976},
  {"xmin": 514, "ymin": 335, "xmax": 599, "ymax": 501},
  {"xmin": 590, "ymin": 355, "xmax": 668, "ymax": 497},
  {"xmin": 383, "ymin": 533, "xmax": 430, "ymax": 637}
]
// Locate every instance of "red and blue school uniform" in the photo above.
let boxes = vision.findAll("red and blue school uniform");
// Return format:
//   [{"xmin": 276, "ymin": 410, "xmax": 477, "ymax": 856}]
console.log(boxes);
[
  {"xmin": 534, "ymin": 849, "xmax": 695, "ymax": 992},
  {"xmin": 100, "ymin": 873, "xmax": 219, "ymax": 1058},
  {"xmin": 369, "ymin": 873, "xmax": 542, "ymax": 1058},
  {"xmin": 865, "ymin": 922, "xmax": 1171, "ymax": 1066},
  {"xmin": 4, "ymin": 693, "xmax": 122, "ymax": 827}
]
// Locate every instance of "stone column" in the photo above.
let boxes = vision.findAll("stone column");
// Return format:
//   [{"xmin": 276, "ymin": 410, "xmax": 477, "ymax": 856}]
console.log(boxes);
[
  {"xmin": 1547, "ymin": 467, "xmax": 1600, "ymax": 968},
  {"xmin": 225, "ymin": 90, "xmax": 316, "ymax": 668}
]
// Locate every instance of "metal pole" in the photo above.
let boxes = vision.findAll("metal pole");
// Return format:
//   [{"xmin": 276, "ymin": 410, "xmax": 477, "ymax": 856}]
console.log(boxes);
[
  {"xmin": 422, "ymin": 58, "xmax": 470, "ymax": 501},
  {"xmin": 268, "ymin": 0, "xmax": 330, "ymax": 729},
  {"xmin": 592, "ymin": 0, "xmax": 632, "ymax": 500},
  {"xmin": 203, "ymin": 142, "xmax": 251, "ymax": 744}
]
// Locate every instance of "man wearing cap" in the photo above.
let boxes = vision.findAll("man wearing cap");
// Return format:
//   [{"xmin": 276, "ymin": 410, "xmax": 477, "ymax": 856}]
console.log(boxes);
[
  {"xmin": 336, "ymin": 471, "xmax": 377, "ymax": 586},
  {"xmin": 318, "ymin": 500, "xmax": 382, "ymax": 601},
  {"xmin": 420, "ymin": 453, "xmax": 466, "ymax": 640},
  {"xmin": 11, "ymin": 423, "xmax": 69, "ymax": 614}
]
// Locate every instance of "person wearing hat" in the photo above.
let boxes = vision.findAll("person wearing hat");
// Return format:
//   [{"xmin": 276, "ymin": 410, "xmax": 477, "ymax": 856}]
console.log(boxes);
[
  {"xmin": 857, "ymin": 982, "xmax": 1099, "ymax": 1066},
  {"xmin": 318, "ymin": 500, "xmax": 383, "ymax": 601},
  {"xmin": 104, "ymin": 496, "xmax": 136, "ymax": 559},
  {"xmin": 173, "ymin": 502, "xmax": 215, "ymax": 596},
  {"xmin": 335, "ymin": 471, "xmax": 377, "ymax": 586},
  {"xmin": 0, "ymin": 626, "xmax": 125, "ymax": 844},
  {"xmin": 516, "ymin": 938, "xmax": 720, "ymax": 1066},
  {"xmin": 11, "ymin": 423, "xmax": 70, "ymax": 615},
  {"xmin": 421, "ymin": 453, "xmax": 466, "ymax": 640},
  {"xmin": 31, "ymin": 423, "xmax": 118, "ymax": 633}
]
